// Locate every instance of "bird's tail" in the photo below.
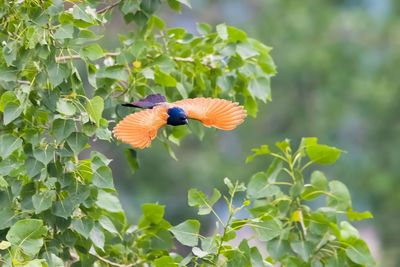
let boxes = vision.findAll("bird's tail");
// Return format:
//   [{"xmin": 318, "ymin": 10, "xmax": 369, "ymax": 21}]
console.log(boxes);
[{"xmin": 121, "ymin": 93, "xmax": 167, "ymax": 109}]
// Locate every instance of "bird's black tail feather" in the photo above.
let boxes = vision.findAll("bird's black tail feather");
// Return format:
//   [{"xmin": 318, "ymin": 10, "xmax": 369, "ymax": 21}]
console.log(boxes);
[{"xmin": 121, "ymin": 93, "xmax": 167, "ymax": 109}]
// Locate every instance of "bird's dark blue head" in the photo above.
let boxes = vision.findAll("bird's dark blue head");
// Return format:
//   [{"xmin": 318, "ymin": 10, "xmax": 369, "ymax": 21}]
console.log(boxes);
[{"xmin": 167, "ymin": 107, "xmax": 188, "ymax": 126}]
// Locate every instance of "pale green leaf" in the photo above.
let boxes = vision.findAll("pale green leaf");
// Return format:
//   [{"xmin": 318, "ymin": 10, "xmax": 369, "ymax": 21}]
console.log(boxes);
[
  {"xmin": 170, "ymin": 219, "xmax": 200, "ymax": 247},
  {"xmin": 80, "ymin": 43, "xmax": 104, "ymax": 61},
  {"xmin": 85, "ymin": 96, "xmax": 104, "ymax": 126},
  {"xmin": 0, "ymin": 134, "xmax": 23, "ymax": 159}
]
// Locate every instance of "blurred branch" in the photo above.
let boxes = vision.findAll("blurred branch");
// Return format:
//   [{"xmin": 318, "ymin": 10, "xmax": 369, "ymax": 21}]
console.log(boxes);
[
  {"xmin": 97, "ymin": 0, "xmax": 122, "ymax": 14},
  {"xmin": 17, "ymin": 80, "xmax": 30, "ymax": 85},
  {"xmin": 55, "ymin": 53, "xmax": 215, "ymax": 67},
  {"xmin": 93, "ymin": 253, "xmax": 135, "ymax": 267},
  {"xmin": 56, "ymin": 52, "xmax": 120, "ymax": 63}
]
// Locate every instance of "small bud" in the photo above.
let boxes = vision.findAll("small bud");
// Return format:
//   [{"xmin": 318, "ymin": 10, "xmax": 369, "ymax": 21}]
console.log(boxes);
[
  {"xmin": 85, "ymin": 6, "xmax": 97, "ymax": 18},
  {"xmin": 133, "ymin": 60, "xmax": 142, "ymax": 68},
  {"xmin": 104, "ymin": 57, "xmax": 115, "ymax": 67}
]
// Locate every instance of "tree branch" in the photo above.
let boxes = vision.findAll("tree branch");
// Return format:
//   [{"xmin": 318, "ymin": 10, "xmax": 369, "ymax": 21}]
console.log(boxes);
[
  {"xmin": 97, "ymin": 0, "xmax": 122, "ymax": 14},
  {"xmin": 93, "ymin": 253, "xmax": 135, "ymax": 267},
  {"xmin": 55, "ymin": 52, "xmax": 120, "ymax": 63},
  {"xmin": 55, "ymin": 52, "xmax": 215, "ymax": 68},
  {"xmin": 17, "ymin": 80, "xmax": 31, "ymax": 85}
]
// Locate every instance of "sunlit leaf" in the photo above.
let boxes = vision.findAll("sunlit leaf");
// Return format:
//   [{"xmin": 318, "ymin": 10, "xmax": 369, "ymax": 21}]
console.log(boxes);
[{"xmin": 170, "ymin": 219, "xmax": 200, "ymax": 247}]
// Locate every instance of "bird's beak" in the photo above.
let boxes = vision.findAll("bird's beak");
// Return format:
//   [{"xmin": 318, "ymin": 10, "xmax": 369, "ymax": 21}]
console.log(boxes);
[{"xmin": 184, "ymin": 119, "xmax": 189, "ymax": 124}]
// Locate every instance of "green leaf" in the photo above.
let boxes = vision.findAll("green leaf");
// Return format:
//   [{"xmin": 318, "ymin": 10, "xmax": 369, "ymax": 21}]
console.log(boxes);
[
  {"xmin": 25, "ymin": 157, "xmax": 45, "ymax": 178},
  {"xmin": 52, "ymin": 119, "xmax": 75, "ymax": 143},
  {"xmin": 227, "ymin": 26, "xmax": 247, "ymax": 42},
  {"xmin": 0, "ymin": 91, "xmax": 18, "ymax": 112},
  {"xmin": 90, "ymin": 226, "xmax": 105, "ymax": 250},
  {"xmin": 97, "ymin": 65, "xmax": 129, "ymax": 81},
  {"xmin": 248, "ymin": 76, "xmax": 271, "ymax": 102},
  {"xmin": 346, "ymin": 209, "xmax": 373, "ymax": 221},
  {"xmin": 216, "ymin": 24, "xmax": 228, "ymax": 40},
  {"xmin": 121, "ymin": 0, "xmax": 140, "ymax": 15},
  {"xmin": 98, "ymin": 216, "xmax": 118, "ymax": 234},
  {"xmin": 4, "ymin": 102, "xmax": 23, "ymax": 125},
  {"xmin": 33, "ymin": 146, "xmax": 55, "ymax": 165},
  {"xmin": 155, "ymin": 69, "xmax": 177, "ymax": 87},
  {"xmin": 56, "ymin": 99, "xmax": 76, "ymax": 116},
  {"xmin": 176, "ymin": 82, "xmax": 188, "ymax": 98},
  {"xmin": 340, "ymin": 221, "xmax": 360, "ymax": 242},
  {"xmin": 0, "ymin": 176, "xmax": 8, "ymax": 188},
  {"xmin": 21, "ymin": 259, "xmax": 47, "ymax": 267},
  {"xmin": 80, "ymin": 44, "xmax": 104, "ymax": 61},
  {"xmin": 124, "ymin": 149, "xmax": 139, "ymax": 174},
  {"xmin": 177, "ymin": 0, "xmax": 191, "ymax": 8},
  {"xmin": 66, "ymin": 132, "xmax": 88, "ymax": 155},
  {"xmin": 72, "ymin": 5, "xmax": 95, "ymax": 27},
  {"xmin": 47, "ymin": 63, "xmax": 70, "ymax": 87},
  {"xmin": 236, "ymin": 42, "xmax": 259, "ymax": 59},
  {"xmin": 290, "ymin": 241, "xmax": 313, "ymax": 261},
  {"xmin": 345, "ymin": 240, "xmax": 375, "ymax": 266},
  {"xmin": 44, "ymin": 253, "xmax": 64, "ymax": 267},
  {"xmin": 54, "ymin": 23, "xmax": 74, "ymax": 39},
  {"xmin": 52, "ymin": 198, "xmax": 74, "ymax": 219},
  {"xmin": 141, "ymin": 203, "xmax": 165, "ymax": 224},
  {"xmin": 247, "ymin": 172, "xmax": 280, "ymax": 199},
  {"xmin": 0, "ymin": 134, "xmax": 22, "ymax": 159},
  {"xmin": 96, "ymin": 190, "xmax": 123, "ymax": 213},
  {"xmin": 304, "ymin": 137, "xmax": 341, "ymax": 165},
  {"xmin": 95, "ymin": 126, "xmax": 112, "ymax": 141},
  {"xmin": 32, "ymin": 190, "xmax": 55, "ymax": 214},
  {"xmin": 252, "ymin": 218, "xmax": 282, "ymax": 242},
  {"xmin": 93, "ymin": 166, "xmax": 114, "ymax": 190},
  {"xmin": 327, "ymin": 180, "xmax": 351, "ymax": 210},
  {"xmin": 188, "ymin": 120, "xmax": 205, "ymax": 140},
  {"xmin": 246, "ymin": 145, "xmax": 270, "ymax": 163},
  {"xmin": 71, "ymin": 218, "xmax": 94, "ymax": 239},
  {"xmin": 6, "ymin": 219, "xmax": 47, "ymax": 257},
  {"xmin": 0, "ymin": 208, "xmax": 14, "ymax": 231},
  {"xmin": 154, "ymin": 256, "xmax": 177, "ymax": 267},
  {"xmin": 196, "ymin": 23, "xmax": 212, "ymax": 35},
  {"xmin": 267, "ymin": 238, "xmax": 290, "ymax": 260},
  {"xmin": 311, "ymin": 171, "xmax": 328, "ymax": 190},
  {"xmin": 188, "ymin": 188, "xmax": 221, "ymax": 215},
  {"xmin": 0, "ymin": 70, "xmax": 16, "ymax": 84},
  {"xmin": 167, "ymin": 0, "xmax": 181, "ymax": 12},
  {"xmin": 85, "ymin": 96, "xmax": 104, "ymax": 126},
  {"xmin": 170, "ymin": 219, "xmax": 200, "ymax": 247}
]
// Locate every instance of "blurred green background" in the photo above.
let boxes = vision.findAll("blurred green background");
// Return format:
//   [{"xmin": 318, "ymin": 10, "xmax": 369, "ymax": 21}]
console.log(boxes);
[{"xmin": 97, "ymin": 0, "xmax": 400, "ymax": 266}]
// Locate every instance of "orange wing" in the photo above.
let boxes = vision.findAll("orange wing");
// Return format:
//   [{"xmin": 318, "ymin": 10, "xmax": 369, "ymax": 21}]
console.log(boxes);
[
  {"xmin": 113, "ymin": 106, "xmax": 168, "ymax": 149},
  {"xmin": 173, "ymin": 98, "xmax": 247, "ymax": 130}
]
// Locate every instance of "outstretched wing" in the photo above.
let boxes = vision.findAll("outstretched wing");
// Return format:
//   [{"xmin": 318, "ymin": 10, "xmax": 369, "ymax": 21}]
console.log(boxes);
[
  {"xmin": 173, "ymin": 98, "xmax": 247, "ymax": 130},
  {"xmin": 113, "ymin": 106, "xmax": 168, "ymax": 149}
]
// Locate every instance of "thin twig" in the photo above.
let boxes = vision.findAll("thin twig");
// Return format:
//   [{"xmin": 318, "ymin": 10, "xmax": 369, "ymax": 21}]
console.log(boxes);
[
  {"xmin": 17, "ymin": 80, "xmax": 31, "ymax": 85},
  {"xmin": 93, "ymin": 253, "xmax": 135, "ymax": 267},
  {"xmin": 97, "ymin": 0, "xmax": 122, "ymax": 14},
  {"xmin": 55, "ymin": 52, "xmax": 120, "ymax": 63}
]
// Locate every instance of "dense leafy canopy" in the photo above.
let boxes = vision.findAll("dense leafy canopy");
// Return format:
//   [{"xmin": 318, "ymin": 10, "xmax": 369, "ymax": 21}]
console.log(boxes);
[{"xmin": 0, "ymin": 0, "xmax": 374, "ymax": 266}]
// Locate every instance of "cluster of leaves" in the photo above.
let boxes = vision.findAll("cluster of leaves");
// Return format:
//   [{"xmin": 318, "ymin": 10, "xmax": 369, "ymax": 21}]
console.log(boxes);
[
  {"xmin": 141, "ymin": 138, "xmax": 374, "ymax": 266},
  {"xmin": 0, "ymin": 0, "xmax": 277, "ymax": 265}
]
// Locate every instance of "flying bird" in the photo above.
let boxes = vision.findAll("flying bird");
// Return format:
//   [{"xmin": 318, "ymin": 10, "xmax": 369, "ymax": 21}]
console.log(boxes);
[{"xmin": 113, "ymin": 94, "xmax": 247, "ymax": 149}]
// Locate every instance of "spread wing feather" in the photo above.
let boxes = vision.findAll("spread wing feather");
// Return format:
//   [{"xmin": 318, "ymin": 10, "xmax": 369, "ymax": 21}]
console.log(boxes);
[
  {"xmin": 173, "ymin": 98, "xmax": 247, "ymax": 130},
  {"xmin": 113, "ymin": 106, "xmax": 168, "ymax": 149}
]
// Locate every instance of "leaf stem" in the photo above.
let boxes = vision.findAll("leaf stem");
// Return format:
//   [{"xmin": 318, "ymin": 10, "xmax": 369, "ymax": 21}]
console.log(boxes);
[{"xmin": 93, "ymin": 252, "xmax": 136, "ymax": 267}]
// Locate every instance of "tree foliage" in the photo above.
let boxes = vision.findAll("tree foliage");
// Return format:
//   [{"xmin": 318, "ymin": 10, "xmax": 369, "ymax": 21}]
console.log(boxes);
[{"xmin": 0, "ymin": 0, "xmax": 374, "ymax": 266}]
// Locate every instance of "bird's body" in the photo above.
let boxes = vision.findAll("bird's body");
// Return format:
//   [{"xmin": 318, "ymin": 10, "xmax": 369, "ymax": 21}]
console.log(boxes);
[{"xmin": 113, "ymin": 94, "xmax": 247, "ymax": 149}]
